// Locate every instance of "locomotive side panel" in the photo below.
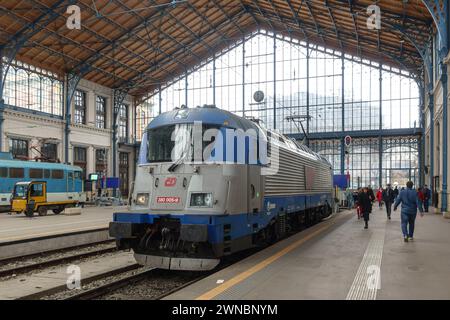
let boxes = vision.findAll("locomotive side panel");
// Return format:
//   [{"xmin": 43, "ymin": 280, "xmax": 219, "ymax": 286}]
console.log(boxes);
[{"xmin": 264, "ymin": 147, "xmax": 332, "ymax": 196}]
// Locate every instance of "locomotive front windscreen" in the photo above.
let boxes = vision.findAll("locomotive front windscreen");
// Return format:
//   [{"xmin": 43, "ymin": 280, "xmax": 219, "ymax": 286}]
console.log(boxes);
[
  {"xmin": 142, "ymin": 123, "xmax": 222, "ymax": 164},
  {"xmin": 146, "ymin": 124, "xmax": 192, "ymax": 163}
]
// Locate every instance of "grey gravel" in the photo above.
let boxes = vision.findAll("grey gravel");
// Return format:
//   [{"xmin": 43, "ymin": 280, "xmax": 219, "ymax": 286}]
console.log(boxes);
[
  {"xmin": 40, "ymin": 268, "xmax": 203, "ymax": 300},
  {"xmin": 99, "ymin": 271, "xmax": 203, "ymax": 300},
  {"xmin": 41, "ymin": 267, "xmax": 150, "ymax": 300}
]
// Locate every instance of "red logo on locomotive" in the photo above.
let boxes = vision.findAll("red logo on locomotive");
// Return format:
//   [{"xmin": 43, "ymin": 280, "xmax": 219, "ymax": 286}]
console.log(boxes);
[{"xmin": 164, "ymin": 177, "xmax": 177, "ymax": 187}]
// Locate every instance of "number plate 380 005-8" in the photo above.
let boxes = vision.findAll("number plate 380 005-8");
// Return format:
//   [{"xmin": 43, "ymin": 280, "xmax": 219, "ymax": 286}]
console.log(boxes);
[{"xmin": 156, "ymin": 196, "xmax": 180, "ymax": 204}]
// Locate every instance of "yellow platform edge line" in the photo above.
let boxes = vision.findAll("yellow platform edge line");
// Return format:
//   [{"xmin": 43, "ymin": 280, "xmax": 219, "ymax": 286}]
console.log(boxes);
[{"xmin": 196, "ymin": 212, "xmax": 347, "ymax": 300}]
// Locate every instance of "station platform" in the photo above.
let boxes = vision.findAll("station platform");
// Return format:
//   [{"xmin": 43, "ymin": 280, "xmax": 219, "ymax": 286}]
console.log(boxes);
[
  {"xmin": 0, "ymin": 206, "xmax": 123, "ymax": 243},
  {"xmin": 165, "ymin": 206, "xmax": 450, "ymax": 300}
]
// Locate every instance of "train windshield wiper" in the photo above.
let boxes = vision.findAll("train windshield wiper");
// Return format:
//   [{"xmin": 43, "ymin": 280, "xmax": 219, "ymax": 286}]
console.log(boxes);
[
  {"xmin": 168, "ymin": 155, "xmax": 184, "ymax": 172},
  {"xmin": 168, "ymin": 146, "xmax": 191, "ymax": 172}
]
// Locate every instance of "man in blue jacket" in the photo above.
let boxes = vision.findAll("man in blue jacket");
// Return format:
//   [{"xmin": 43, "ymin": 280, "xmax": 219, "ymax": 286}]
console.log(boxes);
[{"xmin": 394, "ymin": 181, "xmax": 424, "ymax": 242}]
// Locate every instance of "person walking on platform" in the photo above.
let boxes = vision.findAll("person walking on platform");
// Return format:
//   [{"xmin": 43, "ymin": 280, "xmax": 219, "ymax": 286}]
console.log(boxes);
[
  {"xmin": 376, "ymin": 188, "xmax": 383, "ymax": 208},
  {"xmin": 359, "ymin": 187, "xmax": 372, "ymax": 229},
  {"xmin": 355, "ymin": 188, "xmax": 363, "ymax": 219},
  {"xmin": 423, "ymin": 185, "xmax": 431, "ymax": 212},
  {"xmin": 394, "ymin": 181, "xmax": 424, "ymax": 242},
  {"xmin": 382, "ymin": 184, "xmax": 395, "ymax": 220},
  {"xmin": 393, "ymin": 186, "xmax": 399, "ymax": 199},
  {"xmin": 345, "ymin": 188, "xmax": 354, "ymax": 208},
  {"xmin": 417, "ymin": 187, "xmax": 425, "ymax": 212},
  {"xmin": 367, "ymin": 186, "xmax": 375, "ymax": 215},
  {"xmin": 368, "ymin": 186, "xmax": 375, "ymax": 202}
]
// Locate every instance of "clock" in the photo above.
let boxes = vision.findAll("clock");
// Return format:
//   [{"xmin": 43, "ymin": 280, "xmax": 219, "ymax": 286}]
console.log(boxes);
[{"xmin": 253, "ymin": 90, "xmax": 265, "ymax": 103}]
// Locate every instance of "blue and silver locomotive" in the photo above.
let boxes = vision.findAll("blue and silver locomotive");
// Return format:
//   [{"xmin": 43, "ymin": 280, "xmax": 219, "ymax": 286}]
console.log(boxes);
[{"xmin": 110, "ymin": 106, "xmax": 334, "ymax": 271}]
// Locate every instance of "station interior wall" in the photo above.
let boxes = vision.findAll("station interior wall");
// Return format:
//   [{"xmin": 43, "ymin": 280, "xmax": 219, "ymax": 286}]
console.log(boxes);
[{"xmin": 0, "ymin": 77, "xmax": 136, "ymax": 199}]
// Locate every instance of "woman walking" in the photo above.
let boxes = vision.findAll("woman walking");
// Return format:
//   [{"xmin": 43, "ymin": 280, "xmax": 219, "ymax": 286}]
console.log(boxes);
[
  {"xmin": 359, "ymin": 187, "xmax": 372, "ymax": 229},
  {"xmin": 417, "ymin": 187, "xmax": 425, "ymax": 213},
  {"xmin": 376, "ymin": 188, "xmax": 383, "ymax": 208},
  {"xmin": 355, "ymin": 188, "xmax": 363, "ymax": 219}
]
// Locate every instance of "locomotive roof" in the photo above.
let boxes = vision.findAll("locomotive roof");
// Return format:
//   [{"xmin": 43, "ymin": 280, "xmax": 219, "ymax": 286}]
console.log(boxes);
[{"xmin": 147, "ymin": 106, "xmax": 259, "ymax": 131}]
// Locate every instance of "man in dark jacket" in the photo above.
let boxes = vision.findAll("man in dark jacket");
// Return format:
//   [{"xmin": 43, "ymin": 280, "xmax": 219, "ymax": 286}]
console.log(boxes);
[
  {"xmin": 393, "ymin": 186, "xmax": 399, "ymax": 198},
  {"xmin": 423, "ymin": 185, "xmax": 431, "ymax": 212},
  {"xmin": 359, "ymin": 188, "xmax": 372, "ymax": 229},
  {"xmin": 394, "ymin": 181, "xmax": 424, "ymax": 242},
  {"xmin": 382, "ymin": 184, "xmax": 396, "ymax": 220},
  {"xmin": 367, "ymin": 186, "xmax": 375, "ymax": 213}
]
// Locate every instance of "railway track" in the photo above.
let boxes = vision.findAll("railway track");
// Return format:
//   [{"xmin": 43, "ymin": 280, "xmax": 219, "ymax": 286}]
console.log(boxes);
[
  {"xmin": 63, "ymin": 248, "xmax": 264, "ymax": 300},
  {"xmin": 64, "ymin": 268, "xmax": 157, "ymax": 300},
  {"xmin": 20, "ymin": 263, "xmax": 142, "ymax": 300},
  {"xmin": 64, "ymin": 268, "xmax": 207, "ymax": 300}
]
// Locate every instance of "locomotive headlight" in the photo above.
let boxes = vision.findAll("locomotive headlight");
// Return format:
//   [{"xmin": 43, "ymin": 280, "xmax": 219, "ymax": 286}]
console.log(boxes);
[
  {"xmin": 136, "ymin": 193, "xmax": 149, "ymax": 206},
  {"xmin": 190, "ymin": 193, "xmax": 213, "ymax": 207}
]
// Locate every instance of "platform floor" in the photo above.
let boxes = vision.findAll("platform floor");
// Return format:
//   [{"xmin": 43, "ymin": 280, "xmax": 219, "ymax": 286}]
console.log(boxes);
[
  {"xmin": 165, "ymin": 206, "xmax": 450, "ymax": 300},
  {"xmin": 0, "ymin": 206, "xmax": 125, "ymax": 243}
]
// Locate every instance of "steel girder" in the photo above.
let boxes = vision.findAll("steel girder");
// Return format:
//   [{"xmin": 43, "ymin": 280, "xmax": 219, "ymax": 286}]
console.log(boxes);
[
  {"xmin": 135, "ymin": 31, "xmax": 256, "ymax": 106},
  {"xmin": 64, "ymin": 71, "xmax": 84, "ymax": 163},
  {"xmin": 266, "ymin": 0, "xmax": 294, "ymax": 37},
  {"xmin": 28, "ymin": 0, "xmax": 148, "ymax": 80},
  {"xmin": 245, "ymin": 6, "xmax": 422, "ymax": 73},
  {"xmin": 0, "ymin": 54, "xmax": 4, "ymax": 151},
  {"xmin": 0, "ymin": 0, "xmax": 72, "ymax": 96},
  {"xmin": 211, "ymin": 0, "xmax": 245, "ymax": 36},
  {"xmin": 116, "ymin": 10, "xmax": 249, "ymax": 97},
  {"xmin": 425, "ymin": 40, "xmax": 435, "ymax": 189},
  {"xmin": 324, "ymin": 0, "xmax": 343, "ymax": 50},
  {"xmin": 0, "ymin": 7, "xmax": 130, "ymax": 83},
  {"xmin": 422, "ymin": 0, "xmax": 449, "ymax": 212},
  {"xmin": 287, "ymin": 128, "xmax": 423, "ymax": 141},
  {"xmin": 111, "ymin": 88, "xmax": 128, "ymax": 197},
  {"xmin": 0, "ymin": 0, "xmax": 73, "ymax": 152}
]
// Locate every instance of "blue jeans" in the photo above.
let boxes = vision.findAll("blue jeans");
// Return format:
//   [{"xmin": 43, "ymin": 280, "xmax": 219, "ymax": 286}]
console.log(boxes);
[
  {"xmin": 401, "ymin": 212, "xmax": 417, "ymax": 238},
  {"xmin": 424, "ymin": 199, "xmax": 429, "ymax": 212}
]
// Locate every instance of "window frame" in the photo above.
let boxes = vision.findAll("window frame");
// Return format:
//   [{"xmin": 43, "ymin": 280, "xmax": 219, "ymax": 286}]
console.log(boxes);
[
  {"xmin": 10, "ymin": 167, "xmax": 25, "ymax": 178},
  {"xmin": 9, "ymin": 138, "xmax": 29, "ymax": 159},
  {"xmin": 30, "ymin": 168, "xmax": 44, "ymax": 179},
  {"xmin": 118, "ymin": 103, "xmax": 128, "ymax": 141},
  {"xmin": 74, "ymin": 89, "xmax": 86, "ymax": 125},
  {"xmin": 51, "ymin": 169, "xmax": 64, "ymax": 179},
  {"xmin": 95, "ymin": 95, "xmax": 107, "ymax": 129},
  {"xmin": 42, "ymin": 143, "xmax": 58, "ymax": 161}
]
